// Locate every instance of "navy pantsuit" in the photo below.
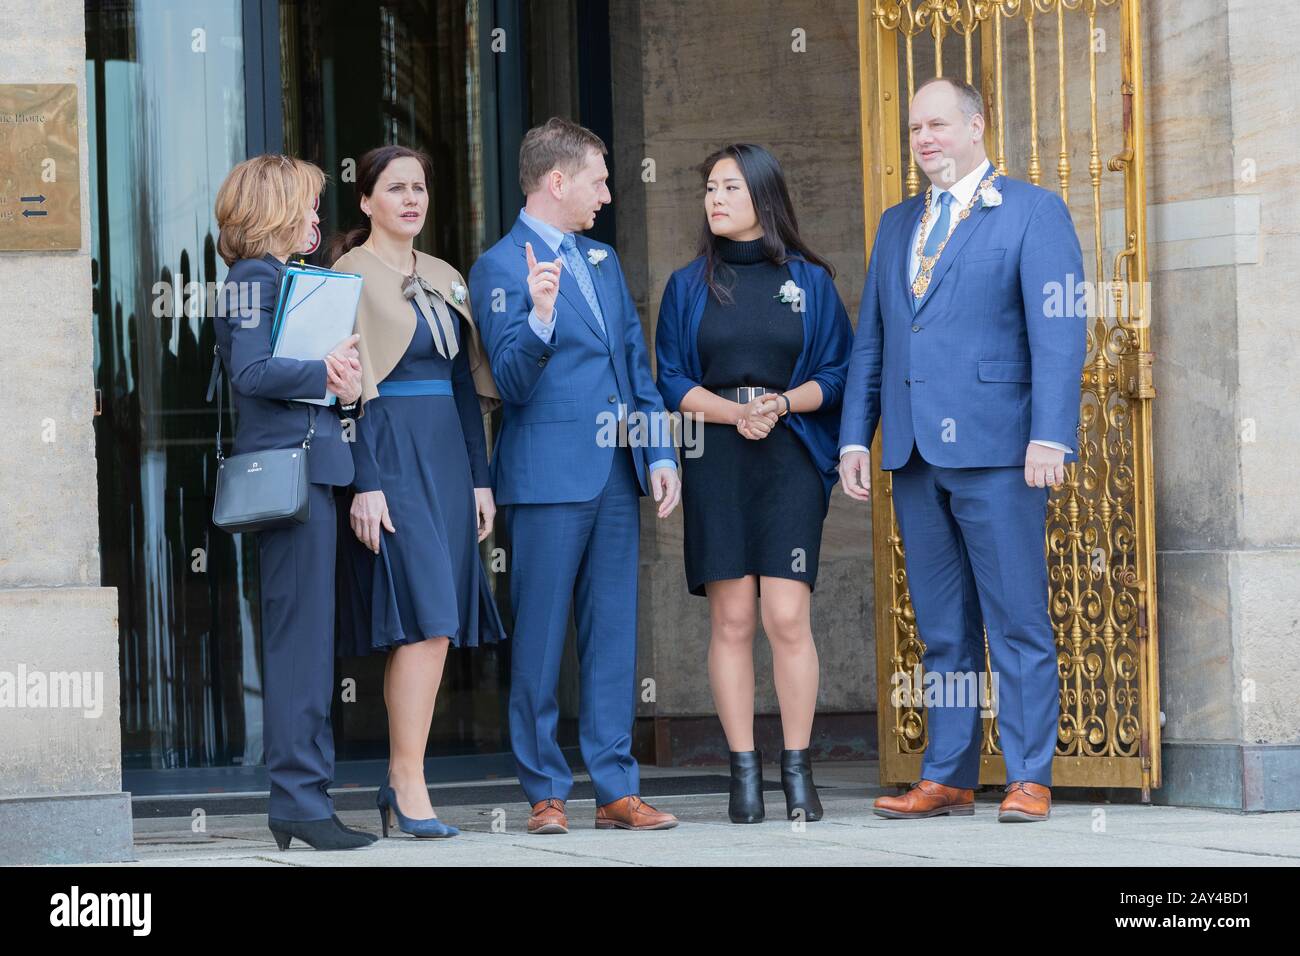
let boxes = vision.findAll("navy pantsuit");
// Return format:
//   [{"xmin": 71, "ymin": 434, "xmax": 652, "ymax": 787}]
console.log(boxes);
[
  {"xmin": 214, "ymin": 253, "xmax": 354, "ymax": 821},
  {"xmin": 257, "ymin": 482, "xmax": 339, "ymax": 819}
]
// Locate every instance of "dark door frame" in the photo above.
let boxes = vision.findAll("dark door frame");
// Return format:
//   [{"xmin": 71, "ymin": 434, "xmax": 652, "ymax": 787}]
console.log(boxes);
[{"xmin": 242, "ymin": 0, "xmax": 284, "ymax": 155}]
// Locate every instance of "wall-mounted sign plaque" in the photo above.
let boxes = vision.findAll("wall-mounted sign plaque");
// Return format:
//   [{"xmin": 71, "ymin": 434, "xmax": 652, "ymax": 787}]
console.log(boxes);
[{"xmin": 0, "ymin": 84, "xmax": 81, "ymax": 251}]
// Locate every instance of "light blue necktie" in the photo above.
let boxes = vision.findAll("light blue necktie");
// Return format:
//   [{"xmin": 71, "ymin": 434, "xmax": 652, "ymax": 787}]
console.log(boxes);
[
  {"xmin": 559, "ymin": 233, "xmax": 606, "ymax": 337},
  {"xmin": 922, "ymin": 190, "xmax": 953, "ymax": 257}
]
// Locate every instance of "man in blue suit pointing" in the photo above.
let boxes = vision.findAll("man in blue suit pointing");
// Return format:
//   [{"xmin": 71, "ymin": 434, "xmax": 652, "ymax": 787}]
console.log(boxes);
[
  {"xmin": 839, "ymin": 77, "xmax": 1086, "ymax": 822},
  {"xmin": 470, "ymin": 117, "xmax": 681, "ymax": 834}
]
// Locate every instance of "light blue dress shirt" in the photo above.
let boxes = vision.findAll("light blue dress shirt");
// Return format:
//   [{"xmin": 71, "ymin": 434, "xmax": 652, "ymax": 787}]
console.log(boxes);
[
  {"xmin": 519, "ymin": 208, "xmax": 565, "ymax": 344},
  {"xmin": 517, "ymin": 209, "xmax": 675, "ymax": 475}
]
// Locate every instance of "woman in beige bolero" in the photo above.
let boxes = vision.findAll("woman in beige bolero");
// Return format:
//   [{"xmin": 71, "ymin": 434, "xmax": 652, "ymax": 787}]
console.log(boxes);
[{"xmin": 330, "ymin": 145, "xmax": 504, "ymax": 840}]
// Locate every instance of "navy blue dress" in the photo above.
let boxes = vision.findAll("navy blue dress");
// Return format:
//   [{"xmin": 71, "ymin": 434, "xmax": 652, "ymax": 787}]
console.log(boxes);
[{"xmin": 338, "ymin": 302, "xmax": 506, "ymax": 653}]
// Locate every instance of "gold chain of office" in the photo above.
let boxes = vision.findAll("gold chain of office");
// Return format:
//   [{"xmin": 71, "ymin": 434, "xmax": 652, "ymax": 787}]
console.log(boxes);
[{"xmin": 911, "ymin": 170, "xmax": 1000, "ymax": 299}]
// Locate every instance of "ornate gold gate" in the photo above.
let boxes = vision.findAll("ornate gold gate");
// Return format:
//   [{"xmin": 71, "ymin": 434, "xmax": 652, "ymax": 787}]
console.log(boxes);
[{"xmin": 858, "ymin": 0, "xmax": 1160, "ymax": 796}]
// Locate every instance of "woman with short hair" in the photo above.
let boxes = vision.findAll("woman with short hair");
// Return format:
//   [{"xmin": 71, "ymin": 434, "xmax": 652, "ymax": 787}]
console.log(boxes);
[{"xmin": 213, "ymin": 154, "xmax": 371, "ymax": 851}]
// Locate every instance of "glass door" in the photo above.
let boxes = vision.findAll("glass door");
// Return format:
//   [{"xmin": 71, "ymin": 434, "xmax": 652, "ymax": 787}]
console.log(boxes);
[
  {"xmin": 89, "ymin": 0, "xmax": 612, "ymax": 792},
  {"xmin": 279, "ymin": 0, "xmax": 513, "ymax": 764},
  {"xmin": 87, "ymin": 0, "xmax": 260, "ymax": 773}
]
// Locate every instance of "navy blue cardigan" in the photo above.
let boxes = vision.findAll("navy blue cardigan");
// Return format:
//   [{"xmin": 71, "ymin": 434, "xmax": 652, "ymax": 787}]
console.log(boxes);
[{"xmin": 654, "ymin": 256, "xmax": 854, "ymax": 500}]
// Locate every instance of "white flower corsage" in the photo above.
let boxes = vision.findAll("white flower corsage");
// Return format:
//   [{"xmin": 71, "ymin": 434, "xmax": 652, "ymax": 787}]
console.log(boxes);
[
  {"xmin": 980, "ymin": 184, "xmax": 1003, "ymax": 208},
  {"xmin": 775, "ymin": 279, "xmax": 803, "ymax": 308},
  {"xmin": 587, "ymin": 248, "xmax": 609, "ymax": 269},
  {"xmin": 450, "ymin": 281, "xmax": 468, "ymax": 305}
]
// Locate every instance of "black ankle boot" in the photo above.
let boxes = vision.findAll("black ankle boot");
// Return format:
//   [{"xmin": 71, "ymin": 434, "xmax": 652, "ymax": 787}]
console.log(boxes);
[
  {"xmin": 331, "ymin": 813, "xmax": 380, "ymax": 841},
  {"xmin": 728, "ymin": 750, "xmax": 765, "ymax": 823},
  {"xmin": 269, "ymin": 816, "xmax": 377, "ymax": 851},
  {"xmin": 780, "ymin": 748, "xmax": 823, "ymax": 822}
]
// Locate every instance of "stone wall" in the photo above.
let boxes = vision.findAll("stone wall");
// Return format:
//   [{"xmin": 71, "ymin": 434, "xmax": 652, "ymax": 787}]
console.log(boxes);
[
  {"xmin": 0, "ymin": 0, "xmax": 131, "ymax": 862},
  {"xmin": 1145, "ymin": 0, "xmax": 1300, "ymax": 809},
  {"xmin": 611, "ymin": 0, "xmax": 876, "ymax": 754}
]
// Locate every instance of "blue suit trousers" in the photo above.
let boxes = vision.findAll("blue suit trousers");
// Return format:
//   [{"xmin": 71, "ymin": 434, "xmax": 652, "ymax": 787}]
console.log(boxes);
[
  {"xmin": 506, "ymin": 446, "xmax": 642, "ymax": 806},
  {"xmin": 890, "ymin": 445, "xmax": 1058, "ymax": 788}
]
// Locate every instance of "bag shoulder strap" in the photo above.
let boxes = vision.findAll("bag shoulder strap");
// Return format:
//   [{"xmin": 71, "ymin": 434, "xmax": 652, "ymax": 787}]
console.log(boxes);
[
  {"xmin": 208, "ymin": 344, "xmax": 318, "ymax": 460},
  {"xmin": 207, "ymin": 346, "xmax": 228, "ymax": 461}
]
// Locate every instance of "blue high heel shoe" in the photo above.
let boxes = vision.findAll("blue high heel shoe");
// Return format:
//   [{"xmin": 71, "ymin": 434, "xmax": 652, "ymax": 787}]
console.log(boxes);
[{"xmin": 376, "ymin": 779, "xmax": 459, "ymax": 838}]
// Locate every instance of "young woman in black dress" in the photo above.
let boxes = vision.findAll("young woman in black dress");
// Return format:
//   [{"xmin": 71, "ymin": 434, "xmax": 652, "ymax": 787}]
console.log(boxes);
[{"xmin": 655, "ymin": 144, "xmax": 853, "ymax": 824}]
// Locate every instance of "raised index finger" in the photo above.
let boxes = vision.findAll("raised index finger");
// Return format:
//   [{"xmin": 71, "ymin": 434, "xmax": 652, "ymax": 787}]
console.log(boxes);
[{"xmin": 525, "ymin": 241, "xmax": 537, "ymax": 272}]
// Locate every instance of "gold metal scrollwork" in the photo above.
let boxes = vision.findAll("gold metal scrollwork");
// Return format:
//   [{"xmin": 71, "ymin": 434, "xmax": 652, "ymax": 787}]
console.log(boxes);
[{"xmin": 864, "ymin": 0, "xmax": 1158, "ymax": 796}]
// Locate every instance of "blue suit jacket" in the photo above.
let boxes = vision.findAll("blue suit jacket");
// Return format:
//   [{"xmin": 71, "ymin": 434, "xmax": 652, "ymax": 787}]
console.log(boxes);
[
  {"xmin": 468, "ymin": 216, "xmax": 676, "ymax": 506},
  {"xmin": 213, "ymin": 253, "xmax": 354, "ymax": 487},
  {"xmin": 655, "ymin": 256, "xmax": 853, "ymax": 500},
  {"xmin": 840, "ymin": 175, "xmax": 1087, "ymax": 470}
]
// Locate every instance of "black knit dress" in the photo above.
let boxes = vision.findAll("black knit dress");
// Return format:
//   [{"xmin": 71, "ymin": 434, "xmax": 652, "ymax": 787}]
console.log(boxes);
[{"xmin": 680, "ymin": 236, "xmax": 828, "ymax": 596}]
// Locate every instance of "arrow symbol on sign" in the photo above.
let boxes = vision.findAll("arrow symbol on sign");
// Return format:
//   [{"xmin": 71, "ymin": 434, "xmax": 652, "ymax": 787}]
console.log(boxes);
[
  {"xmin": 19, "ymin": 195, "xmax": 46, "ymax": 204},
  {"xmin": 22, "ymin": 209, "xmax": 47, "ymax": 218}
]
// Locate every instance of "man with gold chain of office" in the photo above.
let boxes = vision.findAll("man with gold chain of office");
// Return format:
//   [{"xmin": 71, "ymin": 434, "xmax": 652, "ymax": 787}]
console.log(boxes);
[{"xmin": 838, "ymin": 76, "xmax": 1086, "ymax": 822}]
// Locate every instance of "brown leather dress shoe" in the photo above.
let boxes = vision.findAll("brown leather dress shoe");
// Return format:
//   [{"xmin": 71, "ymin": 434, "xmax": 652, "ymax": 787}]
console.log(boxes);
[
  {"xmin": 527, "ymin": 798, "xmax": 568, "ymax": 834},
  {"xmin": 873, "ymin": 779, "xmax": 975, "ymax": 819},
  {"xmin": 595, "ymin": 795, "xmax": 679, "ymax": 830},
  {"xmin": 998, "ymin": 781, "xmax": 1051, "ymax": 822}
]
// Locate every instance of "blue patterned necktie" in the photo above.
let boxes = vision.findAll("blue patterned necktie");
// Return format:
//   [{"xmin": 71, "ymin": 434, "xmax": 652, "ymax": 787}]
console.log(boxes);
[
  {"xmin": 922, "ymin": 190, "xmax": 953, "ymax": 257},
  {"xmin": 559, "ymin": 233, "xmax": 606, "ymax": 336}
]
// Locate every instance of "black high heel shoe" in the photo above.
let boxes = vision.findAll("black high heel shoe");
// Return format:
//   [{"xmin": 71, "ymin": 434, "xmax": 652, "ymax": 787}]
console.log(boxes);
[
  {"xmin": 780, "ymin": 748, "xmax": 823, "ymax": 822},
  {"xmin": 268, "ymin": 816, "xmax": 377, "ymax": 851},
  {"xmin": 728, "ymin": 749, "xmax": 765, "ymax": 824}
]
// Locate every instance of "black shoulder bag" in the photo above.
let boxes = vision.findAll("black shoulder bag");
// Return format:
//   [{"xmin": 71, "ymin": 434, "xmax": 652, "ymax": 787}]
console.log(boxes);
[{"xmin": 207, "ymin": 346, "xmax": 317, "ymax": 534}]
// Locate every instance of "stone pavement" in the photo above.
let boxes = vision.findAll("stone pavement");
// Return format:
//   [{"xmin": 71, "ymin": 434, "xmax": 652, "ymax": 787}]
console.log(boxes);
[{"xmin": 115, "ymin": 762, "xmax": 1300, "ymax": 867}]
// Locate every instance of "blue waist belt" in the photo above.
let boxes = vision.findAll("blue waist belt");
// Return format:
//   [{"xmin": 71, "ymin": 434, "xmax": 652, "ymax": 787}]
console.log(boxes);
[{"xmin": 377, "ymin": 378, "xmax": 453, "ymax": 397}]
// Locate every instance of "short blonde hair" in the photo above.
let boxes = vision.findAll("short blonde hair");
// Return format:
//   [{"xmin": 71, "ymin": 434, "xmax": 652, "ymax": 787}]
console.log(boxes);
[{"xmin": 215, "ymin": 154, "xmax": 326, "ymax": 265}]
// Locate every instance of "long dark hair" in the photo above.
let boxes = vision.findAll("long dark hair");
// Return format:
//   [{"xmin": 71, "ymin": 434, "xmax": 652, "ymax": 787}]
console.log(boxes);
[
  {"xmin": 696, "ymin": 143, "xmax": 834, "ymax": 304},
  {"xmin": 324, "ymin": 144, "xmax": 435, "ymax": 266}
]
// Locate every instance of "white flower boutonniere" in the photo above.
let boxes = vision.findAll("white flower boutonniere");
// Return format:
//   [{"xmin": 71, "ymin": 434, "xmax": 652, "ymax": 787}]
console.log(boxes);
[
  {"xmin": 587, "ymin": 248, "xmax": 609, "ymax": 269},
  {"xmin": 980, "ymin": 184, "xmax": 1003, "ymax": 208},
  {"xmin": 450, "ymin": 281, "xmax": 468, "ymax": 306},
  {"xmin": 775, "ymin": 279, "xmax": 803, "ymax": 309}
]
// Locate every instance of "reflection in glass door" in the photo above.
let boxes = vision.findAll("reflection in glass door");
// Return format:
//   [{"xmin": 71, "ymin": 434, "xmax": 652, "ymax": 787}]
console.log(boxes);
[
  {"xmin": 87, "ymin": 0, "xmax": 259, "ymax": 771},
  {"xmin": 88, "ymin": 0, "xmax": 523, "ymax": 787}
]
